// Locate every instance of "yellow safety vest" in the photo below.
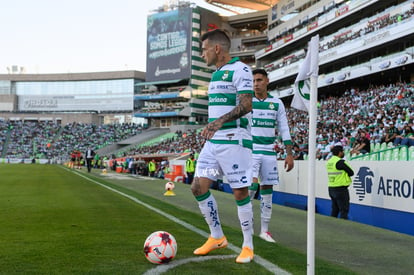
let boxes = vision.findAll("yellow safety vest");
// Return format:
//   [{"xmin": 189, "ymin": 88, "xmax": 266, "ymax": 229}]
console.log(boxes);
[
  {"xmin": 186, "ymin": 158, "xmax": 195, "ymax": 173},
  {"xmin": 148, "ymin": 161, "xmax": 156, "ymax": 172},
  {"xmin": 326, "ymin": 155, "xmax": 353, "ymax": 187}
]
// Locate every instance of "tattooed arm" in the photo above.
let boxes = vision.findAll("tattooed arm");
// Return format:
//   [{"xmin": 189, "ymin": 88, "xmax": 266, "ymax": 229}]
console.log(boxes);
[{"xmin": 201, "ymin": 93, "xmax": 252, "ymax": 140}]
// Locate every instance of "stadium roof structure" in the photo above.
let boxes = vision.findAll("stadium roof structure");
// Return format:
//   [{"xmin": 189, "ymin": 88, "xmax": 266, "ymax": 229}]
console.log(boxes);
[
  {"xmin": 0, "ymin": 70, "xmax": 145, "ymax": 82},
  {"xmin": 205, "ymin": 0, "xmax": 277, "ymax": 13}
]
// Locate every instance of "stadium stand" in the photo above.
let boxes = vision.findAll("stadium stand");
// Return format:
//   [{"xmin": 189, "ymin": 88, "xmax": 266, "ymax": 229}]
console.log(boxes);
[
  {"xmin": 112, "ymin": 82, "xmax": 412, "ymax": 160},
  {"xmin": 264, "ymin": 3, "xmax": 414, "ymax": 74},
  {"xmin": 0, "ymin": 122, "xmax": 144, "ymax": 162},
  {"xmin": 0, "ymin": 81, "xmax": 412, "ymax": 161}
]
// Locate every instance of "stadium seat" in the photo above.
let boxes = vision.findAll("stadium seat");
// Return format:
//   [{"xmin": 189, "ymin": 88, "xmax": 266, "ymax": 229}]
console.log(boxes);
[
  {"xmin": 380, "ymin": 142, "xmax": 387, "ymax": 151},
  {"xmin": 399, "ymin": 146, "xmax": 408, "ymax": 161},
  {"xmin": 383, "ymin": 150, "xmax": 392, "ymax": 161},
  {"xmin": 344, "ymin": 149, "xmax": 350, "ymax": 160},
  {"xmin": 373, "ymin": 142, "xmax": 380, "ymax": 152},
  {"xmin": 379, "ymin": 151, "xmax": 384, "ymax": 161},
  {"xmin": 370, "ymin": 153, "xmax": 378, "ymax": 161},
  {"xmin": 409, "ymin": 146, "xmax": 414, "ymax": 161},
  {"xmin": 392, "ymin": 147, "xmax": 400, "ymax": 160}
]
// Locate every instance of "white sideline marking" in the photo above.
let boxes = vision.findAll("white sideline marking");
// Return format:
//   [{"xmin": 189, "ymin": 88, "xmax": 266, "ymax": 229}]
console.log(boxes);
[
  {"xmin": 71, "ymin": 169, "xmax": 290, "ymax": 275},
  {"xmin": 143, "ymin": 255, "xmax": 236, "ymax": 275}
]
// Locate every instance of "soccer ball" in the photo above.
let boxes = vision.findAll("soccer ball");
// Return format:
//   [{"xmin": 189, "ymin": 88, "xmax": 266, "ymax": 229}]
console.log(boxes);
[
  {"xmin": 143, "ymin": 231, "xmax": 177, "ymax": 264},
  {"xmin": 165, "ymin": 181, "xmax": 175, "ymax": 191}
]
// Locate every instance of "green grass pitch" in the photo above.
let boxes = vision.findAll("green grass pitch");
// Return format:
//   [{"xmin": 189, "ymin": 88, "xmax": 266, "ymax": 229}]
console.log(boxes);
[{"xmin": 0, "ymin": 164, "xmax": 356, "ymax": 274}]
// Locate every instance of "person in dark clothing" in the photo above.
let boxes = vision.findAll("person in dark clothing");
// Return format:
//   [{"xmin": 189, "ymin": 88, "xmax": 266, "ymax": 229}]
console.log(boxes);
[
  {"xmin": 85, "ymin": 148, "xmax": 95, "ymax": 173},
  {"xmin": 350, "ymin": 129, "xmax": 370, "ymax": 155},
  {"xmin": 326, "ymin": 145, "xmax": 354, "ymax": 219},
  {"xmin": 185, "ymin": 153, "xmax": 196, "ymax": 184}
]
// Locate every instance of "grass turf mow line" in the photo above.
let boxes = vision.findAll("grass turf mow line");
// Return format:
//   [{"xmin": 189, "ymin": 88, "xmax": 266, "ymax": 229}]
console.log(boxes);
[{"xmin": 68, "ymin": 167, "xmax": 291, "ymax": 275}]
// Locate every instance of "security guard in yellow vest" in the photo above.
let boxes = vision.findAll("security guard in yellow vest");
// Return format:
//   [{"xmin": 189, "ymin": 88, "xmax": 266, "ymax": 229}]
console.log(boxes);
[
  {"xmin": 148, "ymin": 159, "xmax": 156, "ymax": 177},
  {"xmin": 326, "ymin": 145, "xmax": 354, "ymax": 219},
  {"xmin": 185, "ymin": 153, "xmax": 196, "ymax": 184}
]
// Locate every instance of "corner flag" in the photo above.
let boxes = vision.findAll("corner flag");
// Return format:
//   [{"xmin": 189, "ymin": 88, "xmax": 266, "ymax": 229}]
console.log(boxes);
[
  {"xmin": 291, "ymin": 34, "xmax": 320, "ymax": 275},
  {"xmin": 291, "ymin": 35, "xmax": 319, "ymax": 112}
]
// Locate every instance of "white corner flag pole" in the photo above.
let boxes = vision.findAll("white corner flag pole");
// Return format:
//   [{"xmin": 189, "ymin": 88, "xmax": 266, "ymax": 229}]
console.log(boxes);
[
  {"xmin": 290, "ymin": 34, "xmax": 319, "ymax": 274},
  {"xmin": 307, "ymin": 35, "xmax": 319, "ymax": 275},
  {"xmin": 307, "ymin": 73, "xmax": 318, "ymax": 275}
]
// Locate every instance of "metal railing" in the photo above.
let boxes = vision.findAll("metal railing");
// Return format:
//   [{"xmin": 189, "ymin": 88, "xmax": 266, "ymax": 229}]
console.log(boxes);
[{"xmin": 350, "ymin": 145, "xmax": 410, "ymax": 161}]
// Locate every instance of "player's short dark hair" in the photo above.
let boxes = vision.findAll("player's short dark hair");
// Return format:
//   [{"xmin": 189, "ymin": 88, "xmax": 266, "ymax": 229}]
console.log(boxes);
[
  {"xmin": 252, "ymin": 68, "xmax": 268, "ymax": 77},
  {"xmin": 200, "ymin": 29, "xmax": 230, "ymax": 50}
]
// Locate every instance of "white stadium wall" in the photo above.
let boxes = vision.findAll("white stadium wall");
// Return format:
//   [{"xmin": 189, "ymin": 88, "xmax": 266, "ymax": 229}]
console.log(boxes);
[{"xmin": 222, "ymin": 160, "xmax": 414, "ymax": 236}]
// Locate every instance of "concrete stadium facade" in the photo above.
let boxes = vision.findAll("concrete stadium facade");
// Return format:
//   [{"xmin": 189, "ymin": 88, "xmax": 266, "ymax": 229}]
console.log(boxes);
[{"xmin": 0, "ymin": 70, "xmax": 145, "ymax": 125}]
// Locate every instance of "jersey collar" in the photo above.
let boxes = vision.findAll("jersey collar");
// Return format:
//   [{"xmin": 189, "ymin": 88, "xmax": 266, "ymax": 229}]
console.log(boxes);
[
  {"xmin": 217, "ymin": 57, "xmax": 240, "ymax": 71},
  {"xmin": 228, "ymin": 57, "xmax": 240, "ymax": 64},
  {"xmin": 255, "ymin": 92, "xmax": 273, "ymax": 101}
]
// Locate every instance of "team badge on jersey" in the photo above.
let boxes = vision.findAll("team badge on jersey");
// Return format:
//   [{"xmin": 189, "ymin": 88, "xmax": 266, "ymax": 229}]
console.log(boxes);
[{"xmin": 222, "ymin": 71, "xmax": 229, "ymax": 80}]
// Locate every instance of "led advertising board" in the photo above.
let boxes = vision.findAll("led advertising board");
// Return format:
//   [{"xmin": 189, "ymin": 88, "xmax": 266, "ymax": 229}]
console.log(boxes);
[{"xmin": 146, "ymin": 8, "xmax": 192, "ymax": 82}]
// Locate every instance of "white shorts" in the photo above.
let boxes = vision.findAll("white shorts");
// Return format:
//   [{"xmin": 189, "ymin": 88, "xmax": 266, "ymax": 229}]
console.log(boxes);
[
  {"xmin": 252, "ymin": 153, "xmax": 280, "ymax": 185},
  {"xmin": 195, "ymin": 141, "xmax": 252, "ymax": 189}
]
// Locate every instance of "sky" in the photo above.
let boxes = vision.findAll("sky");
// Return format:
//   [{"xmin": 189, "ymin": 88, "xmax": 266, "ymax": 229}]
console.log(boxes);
[{"xmin": 0, "ymin": 0, "xmax": 232, "ymax": 74}]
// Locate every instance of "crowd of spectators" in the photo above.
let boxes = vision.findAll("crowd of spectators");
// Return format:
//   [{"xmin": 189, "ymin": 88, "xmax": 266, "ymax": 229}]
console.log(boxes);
[
  {"xmin": 118, "ymin": 81, "xmax": 413, "ymax": 161},
  {"xmin": 265, "ymin": 2, "xmax": 414, "ymax": 73},
  {"xmin": 136, "ymin": 102, "xmax": 187, "ymax": 114},
  {"xmin": 126, "ymin": 129, "xmax": 205, "ymax": 156},
  {"xmin": 4, "ymin": 121, "xmax": 59, "ymax": 161},
  {"xmin": 320, "ymin": 6, "xmax": 414, "ymax": 52},
  {"xmin": 0, "ymin": 122, "xmax": 144, "ymax": 161},
  {"xmin": 287, "ymin": 82, "xmax": 413, "ymax": 160},
  {"xmin": 135, "ymin": 82, "xmax": 413, "ymax": 160},
  {"xmin": 0, "ymin": 82, "xmax": 413, "ymax": 162}
]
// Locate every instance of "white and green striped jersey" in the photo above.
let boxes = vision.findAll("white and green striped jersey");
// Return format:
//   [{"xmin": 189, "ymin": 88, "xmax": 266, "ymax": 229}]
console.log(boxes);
[
  {"xmin": 208, "ymin": 57, "xmax": 253, "ymax": 148},
  {"xmin": 251, "ymin": 93, "xmax": 292, "ymax": 155}
]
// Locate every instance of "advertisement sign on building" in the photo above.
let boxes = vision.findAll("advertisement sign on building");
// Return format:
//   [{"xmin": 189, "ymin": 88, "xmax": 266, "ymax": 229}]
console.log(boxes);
[
  {"xmin": 269, "ymin": 0, "xmax": 297, "ymax": 24},
  {"xmin": 18, "ymin": 95, "xmax": 132, "ymax": 112},
  {"xmin": 146, "ymin": 8, "xmax": 192, "ymax": 82}
]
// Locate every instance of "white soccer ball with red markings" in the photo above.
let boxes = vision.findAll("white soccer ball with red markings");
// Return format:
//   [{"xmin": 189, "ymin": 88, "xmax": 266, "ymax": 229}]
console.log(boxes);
[
  {"xmin": 165, "ymin": 181, "xmax": 175, "ymax": 191},
  {"xmin": 143, "ymin": 231, "xmax": 177, "ymax": 264}
]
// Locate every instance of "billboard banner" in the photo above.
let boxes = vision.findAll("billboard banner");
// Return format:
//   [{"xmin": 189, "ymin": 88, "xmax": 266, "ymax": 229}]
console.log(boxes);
[{"xmin": 146, "ymin": 8, "xmax": 192, "ymax": 82}]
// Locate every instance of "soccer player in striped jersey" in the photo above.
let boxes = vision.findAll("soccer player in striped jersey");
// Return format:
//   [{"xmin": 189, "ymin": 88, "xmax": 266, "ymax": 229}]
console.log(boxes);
[
  {"xmin": 191, "ymin": 29, "xmax": 254, "ymax": 263},
  {"xmin": 250, "ymin": 68, "xmax": 294, "ymax": 243}
]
